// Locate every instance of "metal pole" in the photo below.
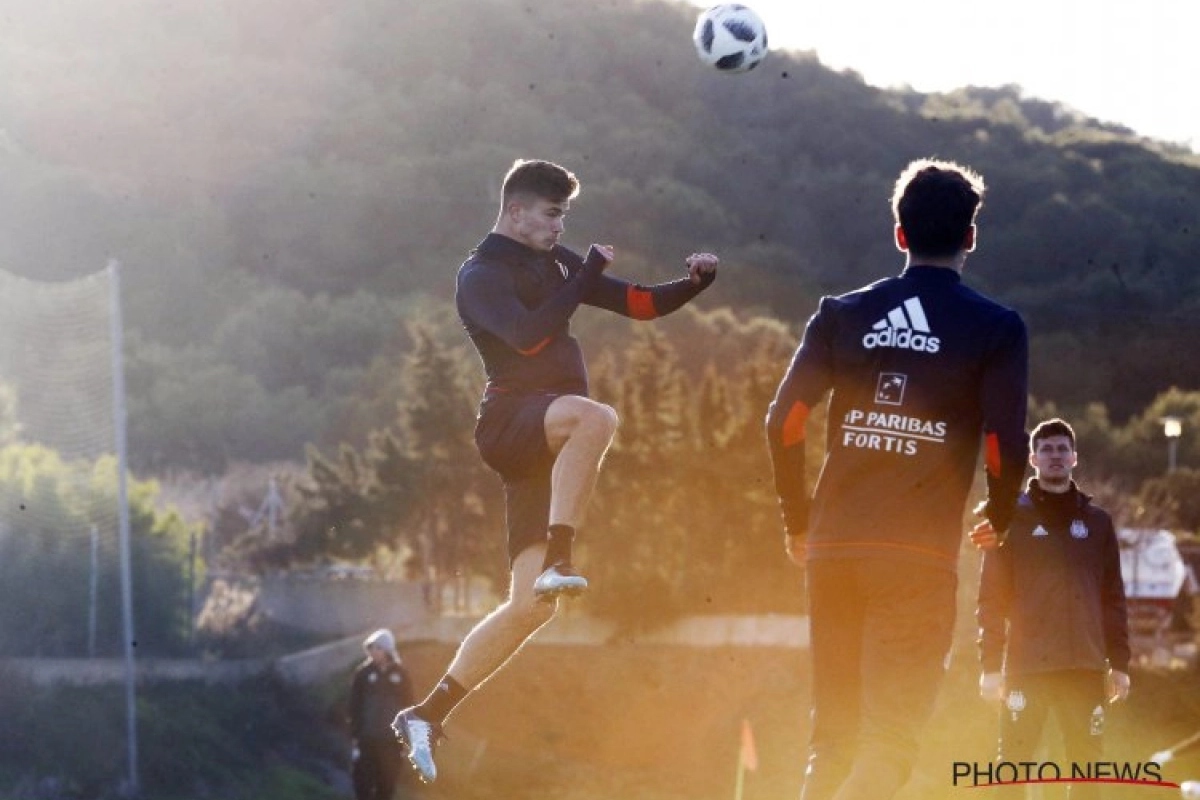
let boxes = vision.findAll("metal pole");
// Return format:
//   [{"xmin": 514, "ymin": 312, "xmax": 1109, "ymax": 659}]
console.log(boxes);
[
  {"xmin": 88, "ymin": 524, "xmax": 98, "ymax": 658},
  {"xmin": 1169, "ymin": 438, "xmax": 1179, "ymax": 473},
  {"xmin": 187, "ymin": 529, "xmax": 196, "ymax": 647},
  {"xmin": 266, "ymin": 477, "xmax": 280, "ymax": 538},
  {"xmin": 108, "ymin": 259, "xmax": 139, "ymax": 796}
]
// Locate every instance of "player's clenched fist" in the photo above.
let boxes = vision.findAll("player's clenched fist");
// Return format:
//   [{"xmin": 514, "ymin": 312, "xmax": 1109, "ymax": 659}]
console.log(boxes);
[{"xmin": 685, "ymin": 252, "xmax": 718, "ymax": 285}]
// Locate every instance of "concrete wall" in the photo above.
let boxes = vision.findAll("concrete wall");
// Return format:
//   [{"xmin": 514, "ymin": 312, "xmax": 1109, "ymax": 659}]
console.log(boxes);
[
  {"xmin": 1, "ymin": 614, "xmax": 809, "ymax": 688},
  {"xmin": 274, "ymin": 633, "xmax": 365, "ymax": 684},
  {"xmin": 257, "ymin": 577, "xmax": 432, "ymax": 636},
  {"xmin": 414, "ymin": 611, "xmax": 809, "ymax": 649},
  {"xmin": 1, "ymin": 656, "xmax": 268, "ymax": 687}
]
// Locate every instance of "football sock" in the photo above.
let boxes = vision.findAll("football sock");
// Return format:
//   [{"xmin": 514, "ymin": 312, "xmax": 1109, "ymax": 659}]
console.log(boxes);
[
  {"xmin": 544, "ymin": 524, "xmax": 576, "ymax": 568},
  {"xmin": 416, "ymin": 675, "xmax": 469, "ymax": 727}
]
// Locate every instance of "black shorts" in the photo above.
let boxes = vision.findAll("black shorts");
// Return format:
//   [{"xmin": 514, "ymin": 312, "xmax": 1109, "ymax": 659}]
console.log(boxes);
[{"xmin": 474, "ymin": 393, "xmax": 560, "ymax": 563}]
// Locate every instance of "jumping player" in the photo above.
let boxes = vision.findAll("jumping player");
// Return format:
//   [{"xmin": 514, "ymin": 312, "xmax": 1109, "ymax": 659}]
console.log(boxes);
[
  {"xmin": 392, "ymin": 158, "xmax": 717, "ymax": 783},
  {"xmin": 765, "ymin": 158, "xmax": 1029, "ymax": 800}
]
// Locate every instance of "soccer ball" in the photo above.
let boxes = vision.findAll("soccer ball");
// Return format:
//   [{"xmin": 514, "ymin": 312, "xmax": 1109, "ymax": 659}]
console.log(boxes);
[{"xmin": 692, "ymin": 4, "xmax": 769, "ymax": 73}]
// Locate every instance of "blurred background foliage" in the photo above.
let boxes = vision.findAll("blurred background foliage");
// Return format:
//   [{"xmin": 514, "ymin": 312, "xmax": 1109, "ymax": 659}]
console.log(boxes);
[
  {"xmin": 0, "ymin": 0, "xmax": 1195, "ymax": 469},
  {"xmin": 0, "ymin": 0, "xmax": 1195, "ymax": 636},
  {"xmin": 1, "ymin": 0, "xmax": 1199, "ymax": 796}
]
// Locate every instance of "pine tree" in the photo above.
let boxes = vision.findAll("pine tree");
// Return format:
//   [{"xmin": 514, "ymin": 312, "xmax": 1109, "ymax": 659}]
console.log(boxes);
[{"xmin": 394, "ymin": 324, "xmax": 502, "ymax": 608}]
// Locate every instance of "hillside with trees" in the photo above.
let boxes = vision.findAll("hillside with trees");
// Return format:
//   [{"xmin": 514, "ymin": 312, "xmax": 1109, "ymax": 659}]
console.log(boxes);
[
  {"xmin": 0, "ymin": 0, "xmax": 1198, "ymax": 628},
  {"xmin": 1, "ymin": 2, "xmax": 1199, "ymax": 796},
  {"xmin": 0, "ymin": 0, "xmax": 1196, "ymax": 473}
]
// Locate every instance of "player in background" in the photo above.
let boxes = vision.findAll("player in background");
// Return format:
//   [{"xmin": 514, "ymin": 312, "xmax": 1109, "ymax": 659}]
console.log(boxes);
[
  {"xmin": 392, "ymin": 158, "xmax": 717, "ymax": 783},
  {"xmin": 765, "ymin": 158, "xmax": 1029, "ymax": 800},
  {"xmin": 349, "ymin": 629, "xmax": 415, "ymax": 800},
  {"xmin": 975, "ymin": 418, "xmax": 1130, "ymax": 800}
]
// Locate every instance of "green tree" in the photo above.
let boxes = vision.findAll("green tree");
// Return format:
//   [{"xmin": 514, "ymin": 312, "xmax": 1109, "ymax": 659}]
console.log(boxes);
[
  {"xmin": 1131, "ymin": 468, "xmax": 1200, "ymax": 533},
  {"xmin": 584, "ymin": 318, "xmax": 806, "ymax": 629},
  {"xmin": 0, "ymin": 444, "xmax": 196, "ymax": 656},
  {"xmin": 276, "ymin": 444, "xmax": 380, "ymax": 566},
  {"xmin": 263, "ymin": 325, "xmax": 503, "ymax": 602},
  {"xmin": 389, "ymin": 325, "xmax": 501, "ymax": 606}
]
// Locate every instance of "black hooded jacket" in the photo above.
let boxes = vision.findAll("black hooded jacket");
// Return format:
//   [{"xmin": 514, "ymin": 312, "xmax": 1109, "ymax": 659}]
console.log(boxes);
[
  {"xmin": 977, "ymin": 479, "xmax": 1131, "ymax": 675},
  {"xmin": 349, "ymin": 658, "xmax": 414, "ymax": 742}
]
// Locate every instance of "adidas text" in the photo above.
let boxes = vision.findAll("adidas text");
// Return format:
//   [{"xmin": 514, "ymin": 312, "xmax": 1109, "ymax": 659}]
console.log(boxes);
[{"xmin": 862, "ymin": 327, "xmax": 940, "ymax": 353}]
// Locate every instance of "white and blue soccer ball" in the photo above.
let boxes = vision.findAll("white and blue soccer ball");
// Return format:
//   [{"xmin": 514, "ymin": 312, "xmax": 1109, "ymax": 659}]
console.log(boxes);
[{"xmin": 692, "ymin": 4, "xmax": 769, "ymax": 74}]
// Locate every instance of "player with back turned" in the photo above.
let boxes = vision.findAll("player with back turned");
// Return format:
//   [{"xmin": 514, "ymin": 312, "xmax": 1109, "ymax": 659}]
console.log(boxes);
[
  {"xmin": 391, "ymin": 158, "xmax": 718, "ymax": 784},
  {"xmin": 765, "ymin": 158, "xmax": 1029, "ymax": 800}
]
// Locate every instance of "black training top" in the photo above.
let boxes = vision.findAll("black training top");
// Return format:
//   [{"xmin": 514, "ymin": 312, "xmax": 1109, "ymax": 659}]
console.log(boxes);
[
  {"xmin": 765, "ymin": 265, "xmax": 1029, "ymax": 572},
  {"xmin": 977, "ymin": 480, "xmax": 1131, "ymax": 675},
  {"xmin": 456, "ymin": 233, "xmax": 713, "ymax": 400},
  {"xmin": 349, "ymin": 658, "xmax": 414, "ymax": 742}
]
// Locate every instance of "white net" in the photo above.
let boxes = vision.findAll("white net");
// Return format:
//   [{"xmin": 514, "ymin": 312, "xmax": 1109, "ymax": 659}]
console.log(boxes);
[
  {"xmin": 0, "ymin": 268, "xmax": 115, "ymax": 458},
  {"xmin": 0, "ymin": 265, "xmax": 120, "ymax": 656}
]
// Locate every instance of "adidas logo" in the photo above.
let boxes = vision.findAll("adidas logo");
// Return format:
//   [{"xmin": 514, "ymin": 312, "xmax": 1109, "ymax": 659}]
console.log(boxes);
[
  {"xmin": 862, "ymin": 297, "xmax": 941, "ymax": 353},
  {"xmin": 1032, "ymin": 524, "xmax": 1049, "ymax": 537}
]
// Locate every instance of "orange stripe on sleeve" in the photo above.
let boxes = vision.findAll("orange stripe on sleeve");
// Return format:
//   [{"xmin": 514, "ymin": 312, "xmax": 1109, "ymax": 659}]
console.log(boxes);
[
  {"xmin": 518, "ymin": 337, "xmax": 553, "ymax": 356},
  {"xmin": 626, "ymin": 286, "xmax": 658, "ymax": 320},
  {"xmin": 985, "ymin": 432, "xmax": 1002, "ymax": 477},
  {"xmin": 781, "ymin": 401, "xmax": 810, "ymax": 447}
]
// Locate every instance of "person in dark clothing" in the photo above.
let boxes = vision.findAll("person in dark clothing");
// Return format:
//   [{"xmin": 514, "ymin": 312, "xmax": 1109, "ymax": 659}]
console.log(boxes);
[
  {"xmin": 975, "ymin": 418, "xmax": 1131, "ymax": 799},
  {"xmin": 350, "ymin": 629, "xmax": 415, "ymax": 800},
  {"xmin": 765, "ymin": 158, "xmax": 1029, "ymax": 800},
  {"xmin": 392, "ymin": 158, "xmax": 717, "ymax": 783}
]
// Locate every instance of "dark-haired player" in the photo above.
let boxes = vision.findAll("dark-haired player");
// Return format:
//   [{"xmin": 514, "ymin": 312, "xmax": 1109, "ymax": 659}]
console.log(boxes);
[
  {"xmin": 766, "ymin": 158, "xmax": 1029, "ymax": 800},
  {"xmin": 393, "ymin": 158, "xmax": 717, "ymax": 783},
  {"xmin": 975, "ymin": 418, "xmax": 1130, "ymax": 800}
]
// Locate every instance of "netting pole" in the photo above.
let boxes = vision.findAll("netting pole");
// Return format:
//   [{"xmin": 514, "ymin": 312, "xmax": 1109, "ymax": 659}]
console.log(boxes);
[
  {"xmin": 88, "ymin": 524, "xmax": 99, "ymax": 658},
  {"xmin": 108, "ymin": 259, "xmax": 139, "ymax": 796}
]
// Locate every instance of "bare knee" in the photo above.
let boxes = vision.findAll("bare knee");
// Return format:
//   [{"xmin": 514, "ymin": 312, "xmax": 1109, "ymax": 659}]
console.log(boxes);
[
  {"xmin": 507, "ymin": 595, "xmax": 557, "ymax": 632},
  {"xmin": 494, "ymin": 580, "xmax": 558, "ymax": 632},
  {"xmin": 546, "ymin": 397, "xmax": 619, "ymax": 451},
  {"xmin": 585, "ymin": 402, "xmax": 619, "ymax": 441}
]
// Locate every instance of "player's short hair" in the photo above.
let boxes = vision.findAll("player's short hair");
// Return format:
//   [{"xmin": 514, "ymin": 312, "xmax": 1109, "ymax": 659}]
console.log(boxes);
[
  {"xmin": 501, "ymin": 159, "xmax": 580, "ymax": 206},
  {"xmin": 891, "ymin": 158, "xmax": 986, "ymax": 258},
  {"xmin": 1030, "ymin": 418, "xmax": 1076, "ymax": 451}
]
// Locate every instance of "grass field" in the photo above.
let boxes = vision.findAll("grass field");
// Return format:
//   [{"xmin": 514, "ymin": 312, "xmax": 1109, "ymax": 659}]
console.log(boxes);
[{"xmin": 390, "ymin": 640, "xmax": 1200, "ymax": 800}]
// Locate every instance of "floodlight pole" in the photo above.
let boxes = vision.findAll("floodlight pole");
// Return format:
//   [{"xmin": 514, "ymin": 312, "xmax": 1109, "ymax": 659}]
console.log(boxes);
[
  {"xmin": 108, "ymin": 259, "xmax": 139, "ymax": 796},
  {"xmin": 1163, "ymin": 416, "xmax": 1183, "ymax": 474}
]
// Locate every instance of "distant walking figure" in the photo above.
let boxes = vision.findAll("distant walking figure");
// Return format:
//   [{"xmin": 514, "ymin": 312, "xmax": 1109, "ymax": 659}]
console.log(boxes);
[{"xmin": 349, "ymin": 629, "xmax": 415, "ymax": 800}]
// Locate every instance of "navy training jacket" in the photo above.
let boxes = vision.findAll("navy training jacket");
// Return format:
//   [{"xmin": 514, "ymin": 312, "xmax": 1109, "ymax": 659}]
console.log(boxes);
[
  {"xmin": 456, "ymin": 233, "xmax": 713, "ymax": 401},
  {"xmin": 766, "ymin": 265, "xmax": 1029, "ymax": 572}
]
